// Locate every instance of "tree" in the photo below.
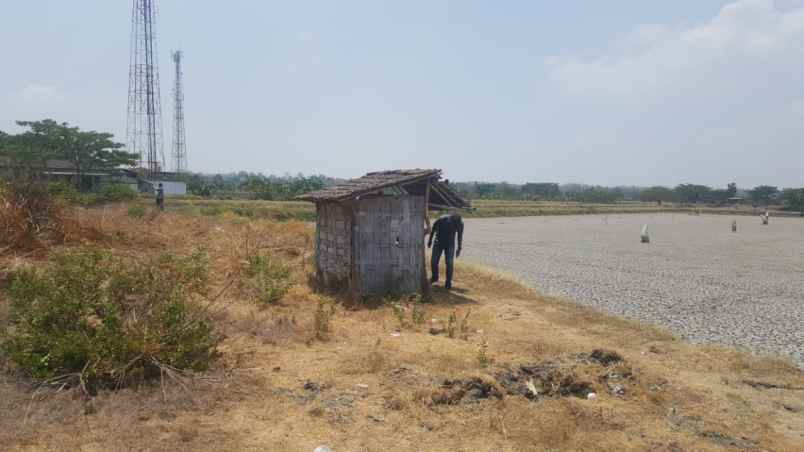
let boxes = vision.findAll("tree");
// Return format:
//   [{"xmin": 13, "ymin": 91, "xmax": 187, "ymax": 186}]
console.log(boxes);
[
  {"xmin": 749, "ymin": 185, "xmax": 779, "ymax": 206},
  {"xmin": 0, "ymin": 120, "xmax": 70, "ymax": 179},
  {"xmin": 782, "ymin": 188, "xmax": 804, "ymax": 216},
  {"xmin": 675, "ymin": 184, "xmax": 711, "ymax": 204},
  {"xmin": 61, "ymin": 128, "xmax": 137, "ymax": 188},
  {"xmin": 574, "ymin": 186, "xmax": 623, "ymax": 203},
  {"xmin": 1, "ymin": 120, "xmax": 136, "ymax": 187},
  {"xmin": 521, "ymin": 183, "xmax": 561, "ymax": 200},
  {"xmin": 639, "ymin": 186, "xmax": 678, "ymax": 203},
  {"xmin": 726, "ymin": 182, "xmax": 737, "ymax": 198},
  {"xmin": 475, "ymin": 183, "xmax": 497, "ymax": 199}
]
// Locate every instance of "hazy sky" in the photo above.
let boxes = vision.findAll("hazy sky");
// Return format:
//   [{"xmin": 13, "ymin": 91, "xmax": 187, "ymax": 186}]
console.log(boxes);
[{"xmin": 2, "ymin": 0, "xmax": 803, "ymax": 187}]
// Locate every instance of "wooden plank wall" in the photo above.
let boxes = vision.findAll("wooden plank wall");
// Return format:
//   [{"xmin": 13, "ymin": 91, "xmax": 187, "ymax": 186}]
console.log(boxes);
[
  {"xmin": 315, "ymin": 202, "xmax": 352, "ymax": 290},
  {"xmin": 353, "ymin": 196, "xmax": 425, "ymax": 296}
]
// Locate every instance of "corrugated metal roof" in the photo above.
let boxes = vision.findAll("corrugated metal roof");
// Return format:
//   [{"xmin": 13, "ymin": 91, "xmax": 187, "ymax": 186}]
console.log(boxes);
[
  {"xmin": 298, "ymin": 169, "xmax": 441, "ymax": 202},
  {"xmin": 298, "ymin": 168, "xmax": 470, "ymax": 209}
]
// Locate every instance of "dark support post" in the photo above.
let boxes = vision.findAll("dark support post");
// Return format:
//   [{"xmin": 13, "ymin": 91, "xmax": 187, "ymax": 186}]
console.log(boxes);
[{"xmin": 421, "ymin": 182, "xmax": 432, "ymax": 299}]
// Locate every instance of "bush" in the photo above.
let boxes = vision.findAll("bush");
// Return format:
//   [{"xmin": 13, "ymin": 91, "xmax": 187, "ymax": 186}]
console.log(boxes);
[
  {"xmin": 127, "ymin": 206, "xmax": 146, "ymax": 219},
  {"xmin": 0, "ymin": 247, "xmax": 219, "ymax": 389},
  {"xmin": 46, "ymin": 182, "xmax": 83, "ymax": 204},
  {"xmin": 199, "ymin": 205, "xmax": 225, "ymax": 216},
  {"xmin": 45, "ymin": 182, "xmax": 139, "ymax": 206},
  {"xmin": 84, "ymin": 184, "xmax": 138, "ymax": 205},
  {"xmin": 0, "ymin": 181, "xmax": 65, "ymax": 251},
  {"xmin": 243, "ymin": 253, "xmax": 294, "ymax": 305}
]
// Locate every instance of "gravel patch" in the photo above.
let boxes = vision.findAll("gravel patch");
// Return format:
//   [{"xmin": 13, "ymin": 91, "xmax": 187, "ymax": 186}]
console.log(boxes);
[{"xmin": 461, "ymin": 214, "xmax": 804, "ymax": 366}]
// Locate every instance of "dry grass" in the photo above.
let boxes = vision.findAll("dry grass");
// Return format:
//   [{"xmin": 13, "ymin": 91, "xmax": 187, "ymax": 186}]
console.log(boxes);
[{"xmin": 1, "ymin": 205, "xmax": 802, "ymax": 451}]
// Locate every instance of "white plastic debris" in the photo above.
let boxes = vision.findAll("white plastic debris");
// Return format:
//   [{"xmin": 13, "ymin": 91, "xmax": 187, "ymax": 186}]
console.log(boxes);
[
  {"xmin": 587, "ymin": 392, "xmax": 598, "ymax": 400},
  {"xmin": 525, "ymin": 378, "xmax": 539, "ymax": 397},
  {"xmin": 390, "ymin": 332, "xmax": 401, "ymax": 337},
  {"xmin": 314, "ymin": 446, "xmax": 332, "ymax": 452}
]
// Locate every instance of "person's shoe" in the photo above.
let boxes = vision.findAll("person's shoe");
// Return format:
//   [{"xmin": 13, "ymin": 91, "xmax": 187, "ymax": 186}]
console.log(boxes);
[
  {"xmin": 431, "ymin": 277, "xmax": 439, "ymax": 284},
  {"xmin": 445, "ymin": 282, "xmax": 452, "ymax": 290}
]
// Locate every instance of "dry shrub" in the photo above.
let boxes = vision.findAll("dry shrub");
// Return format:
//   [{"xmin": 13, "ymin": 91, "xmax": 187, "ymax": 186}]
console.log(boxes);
[{"xmin": 0, "ymin": 181, "xmax": 65, "ymax": 252}]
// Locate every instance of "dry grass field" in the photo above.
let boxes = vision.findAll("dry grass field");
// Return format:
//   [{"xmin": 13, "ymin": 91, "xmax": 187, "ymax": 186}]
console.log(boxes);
[
  {"xmin": 154, "ymin": 197, "xmax": 795, "ymax": 222},
  {"xmin": 1, "ymin": 205, "xmax": 803, "ymax": 451}
]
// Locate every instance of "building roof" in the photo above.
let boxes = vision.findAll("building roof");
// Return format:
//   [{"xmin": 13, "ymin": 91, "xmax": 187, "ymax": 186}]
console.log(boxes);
[
  {"xmin": 298, "ymin": 168, "xmax": 470, "ymax": 209},
  {"xmin": 0, "ymin": 157, "xmax": 76, "ymax": 171},
  {"xmin": 0, "ymin": 157, "xmax": 121, "ymax": 173}
]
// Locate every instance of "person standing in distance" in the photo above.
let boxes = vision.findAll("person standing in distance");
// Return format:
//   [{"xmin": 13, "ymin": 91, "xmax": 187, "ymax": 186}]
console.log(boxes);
[
  {"xmin": 428, "ymin": 209, "xmax": 464, "ymax": 290},
  {"xmin": 155, "ymin": 183, "xmax": 165, "ymax": 211}
]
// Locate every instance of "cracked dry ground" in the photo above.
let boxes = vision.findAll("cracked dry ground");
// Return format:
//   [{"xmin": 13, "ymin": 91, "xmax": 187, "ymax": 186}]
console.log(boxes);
[{"xmin": 1, "ymin": 212, "xmax": 803, "ymax": 451}]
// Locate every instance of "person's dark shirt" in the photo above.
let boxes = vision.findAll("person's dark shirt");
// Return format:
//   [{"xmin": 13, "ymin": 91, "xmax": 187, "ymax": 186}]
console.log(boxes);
[
  {"xmin": 156, "ymin": 187, "xmax": 164, "ymax": 200},
  {"xmin": 429, "ymin": 214, "xmax": 464, "ymax": 248}
]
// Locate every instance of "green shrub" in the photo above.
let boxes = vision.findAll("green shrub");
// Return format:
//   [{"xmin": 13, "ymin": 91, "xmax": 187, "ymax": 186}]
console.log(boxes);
[
  {"xmin": 48, "ymin": 183, "xmax": 139, "ymax": 206},
  {"xmin": 47, "ymin": 182, "xmax": 83, "ymax": 204},
  {"xmin": 127, "ymin": 206, "xmax": 146, "ymax": 219},
  {"xmin": 93, "ymin": 184, "xmax": 138, "ymax": 204},
  {"xmin": 243, "ymin": 253, "xmax": 294, "ymax": 305},
  {"xmin": 0, "ymin": 247, "xmax": 218, "ymax": 389},
  {"xmin": 199, "ymin": 205, "xmax": 225, "ymax": 216}
]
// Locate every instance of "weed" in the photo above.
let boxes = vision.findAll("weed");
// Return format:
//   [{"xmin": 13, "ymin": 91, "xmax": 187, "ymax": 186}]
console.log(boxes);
[
  {"xmin": 459, "ymin": 309, "xmax": 473, "ymax": 337},
  {"xmin": 445, "ymin": 309, "xmax": 472, "ymax": 339},
  {"xmin": 0, "ymin": 247, "xmax": 219, "ymax": 390},
  {"xmin": 391, "ymin": 302, "xmax": 407, "ymax": 330},
  {"xmin": 314, "ymin": 297, "xmax": 336, "ymax": 340},
  {"xmin": 411, "ymin": 303, "xmax": 426, "ymax": 326},
  {"xmin": 243, "ymin": 253, "xmax": 294, "ymax": 306},
  {"xmin": 447, "ymin": 311, "xmax": 457, "ymax": 339},
  {"xmin": 477, "ymin": 337, "xmax": 493, "ymax": 368}
]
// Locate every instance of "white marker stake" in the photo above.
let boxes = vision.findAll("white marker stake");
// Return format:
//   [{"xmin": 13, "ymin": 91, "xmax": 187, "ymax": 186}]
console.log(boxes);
[{"xmin": 641, "ymin": 224, "xmax": 650, "ymax": 243}]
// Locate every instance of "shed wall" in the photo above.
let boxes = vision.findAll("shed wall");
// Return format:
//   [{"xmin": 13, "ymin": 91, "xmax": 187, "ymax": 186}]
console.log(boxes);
[
  {"xmin": 315, "ymin": 202, "xmax": 353, "ymax": 290},
  {"xmin": 353, "ymin": 196, "xmax": 425, "ymax": 295}
]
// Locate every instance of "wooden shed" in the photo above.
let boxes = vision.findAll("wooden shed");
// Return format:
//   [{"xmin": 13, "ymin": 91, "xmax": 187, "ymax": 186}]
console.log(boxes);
[{"xmin": 298, "ymin": 169, "xmax": 470, "ymax": 297}]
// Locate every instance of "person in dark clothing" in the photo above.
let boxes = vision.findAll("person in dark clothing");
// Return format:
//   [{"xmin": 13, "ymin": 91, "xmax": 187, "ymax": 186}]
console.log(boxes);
[
  {"xmin": 428, "ymin": 211, "xmax": 464, "ymax": 290},
  {"xmin": 155, "ymin": 183, "xmax": 165, "ymax": 211}
]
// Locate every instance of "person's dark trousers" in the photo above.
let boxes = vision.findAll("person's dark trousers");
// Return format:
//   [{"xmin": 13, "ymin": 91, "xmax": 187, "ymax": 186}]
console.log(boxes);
[{"xmin": 431, "ymin": 242, "xmax": 455, "ymax": 287}]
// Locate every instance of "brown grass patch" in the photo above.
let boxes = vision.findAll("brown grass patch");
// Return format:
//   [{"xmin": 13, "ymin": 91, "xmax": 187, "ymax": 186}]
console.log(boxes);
[{"xmin": 1, "ymin": 206, "xmax": 803, "ymax": 451}]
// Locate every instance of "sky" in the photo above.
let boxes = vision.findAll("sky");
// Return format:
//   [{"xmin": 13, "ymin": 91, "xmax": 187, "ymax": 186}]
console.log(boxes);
[{"xmin": 2, "ymin": 0, "xmax": 803, "ymax": 187}]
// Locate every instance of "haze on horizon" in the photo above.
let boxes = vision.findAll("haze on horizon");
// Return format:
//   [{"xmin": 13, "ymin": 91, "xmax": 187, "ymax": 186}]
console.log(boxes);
[{"xmin": 2, "ymin": 0, "xmax": 803, "ymax": 188}]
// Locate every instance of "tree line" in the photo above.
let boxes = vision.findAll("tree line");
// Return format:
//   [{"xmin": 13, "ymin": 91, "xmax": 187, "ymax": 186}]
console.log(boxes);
[
  {"xmin": 452, "ymin": 181, "xmax": 804, "ymax": 212},
  {"xmin": 0, "ymin": 119, "xmax": 328, "ymax": 200},
  {"xmin": 0, "ymin": 120, "xmax": 137, "ymax": 186},
  {"xmin": 181, "ymin": 172, "xmax": 334, "ymax": 200},
  {"xmin": 3, "ymin": 119, "xmax": 802, "ymax": 212}
]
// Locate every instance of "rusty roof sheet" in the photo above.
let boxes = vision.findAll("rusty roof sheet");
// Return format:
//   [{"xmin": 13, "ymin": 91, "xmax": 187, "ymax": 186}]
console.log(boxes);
[{"xmin": 298, "ymin": 168, "xmax": 443, "ymax": 202}]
